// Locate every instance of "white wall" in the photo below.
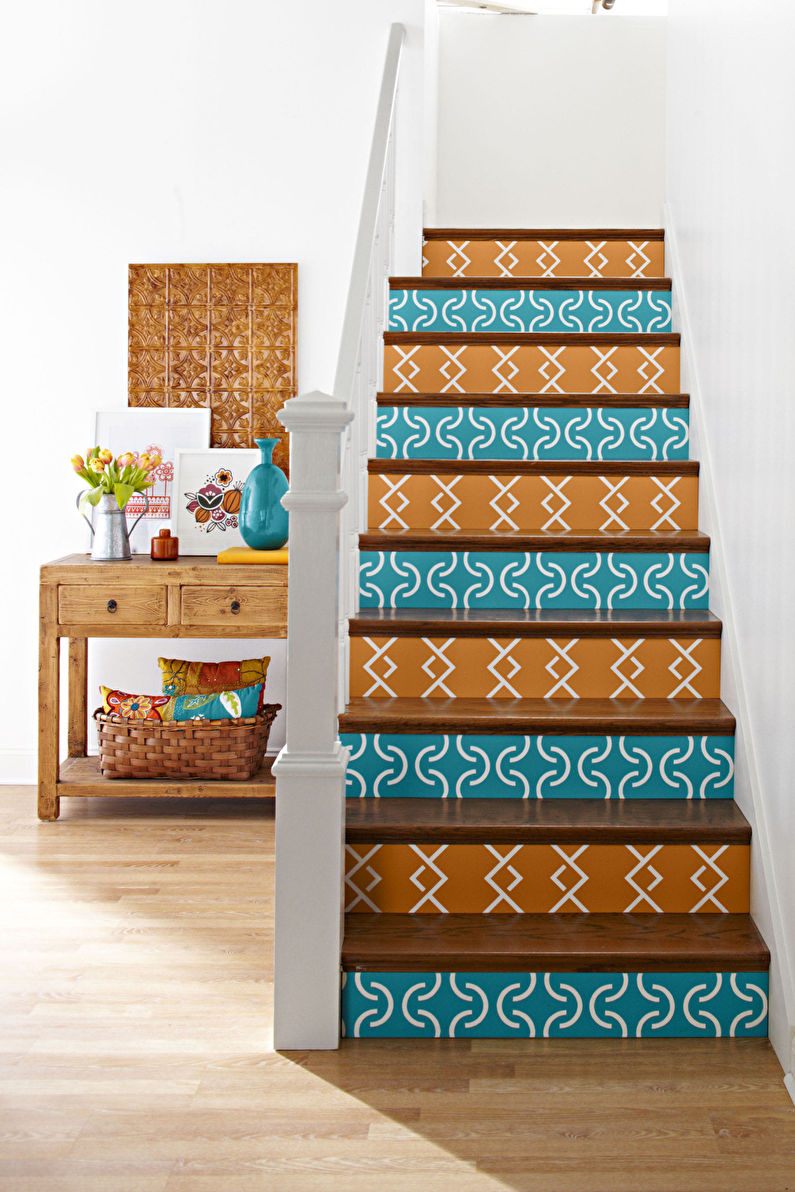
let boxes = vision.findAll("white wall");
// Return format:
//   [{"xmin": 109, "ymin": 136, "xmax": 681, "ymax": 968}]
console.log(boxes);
[
  {"xmin": 0, "ymin": 0, "xmax": 426, "ymax": 783},
  {"xmin": 666, "ymin": 0, "xmax": 795, "ymax": 1075},
  {"xmin": 435, "ymin": 12, "xmax": 666, "ymax": 227}
]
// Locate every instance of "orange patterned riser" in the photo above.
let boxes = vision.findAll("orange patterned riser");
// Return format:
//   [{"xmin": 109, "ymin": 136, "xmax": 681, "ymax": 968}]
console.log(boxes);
[
  {"xmin": 345, "ymin": 842, "xmax": 749, "ymax": 914},
  {"xmin": 384, "ymin": 343, "xmax": 679, "ymax": 395},
  {"xmin": 349, "ymin": 635, "xmax": 720, "ymax": 700},
  {"xmin": 368, "ymin": 472, "xmax": 698, "ymax": 533},
  {"xmin": 422, "ymin": 238, "xmax": 666, "ymax": 280}
]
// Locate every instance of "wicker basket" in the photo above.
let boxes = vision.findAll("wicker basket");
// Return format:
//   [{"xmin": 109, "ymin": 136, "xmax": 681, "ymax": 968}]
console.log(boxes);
[{"xmin": 93, "ymin": 704, "xmax": 282, "ymax": 781}]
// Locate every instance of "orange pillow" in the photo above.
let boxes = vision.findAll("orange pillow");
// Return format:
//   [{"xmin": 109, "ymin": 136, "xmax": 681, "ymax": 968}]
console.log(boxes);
[{"xmin": 158, "ymin": 656, "xmax": 270, "ymax": 697}]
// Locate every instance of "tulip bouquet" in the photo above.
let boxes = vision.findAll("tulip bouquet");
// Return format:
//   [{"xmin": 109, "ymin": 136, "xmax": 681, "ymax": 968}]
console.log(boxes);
[{"xmin": 72, "ymin": 447, "xmax": 162, "ymax": 509}]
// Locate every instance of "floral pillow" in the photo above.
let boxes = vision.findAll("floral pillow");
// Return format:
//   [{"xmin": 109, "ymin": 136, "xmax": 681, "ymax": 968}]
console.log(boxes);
[
  {"xmin": 100, "ymin": 683, "xmax": 265, "ymax": 722},
  {"xmin": 158, "ymin": 656, "xmax": 270, "ymax": 696}
]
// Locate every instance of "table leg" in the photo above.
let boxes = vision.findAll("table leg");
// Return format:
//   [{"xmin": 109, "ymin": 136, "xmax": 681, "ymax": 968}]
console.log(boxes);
[
  {"xmin": 38, "ymin": 586, "xmax": 60, "ymax": 821},
  {"xmin": 67, "ymin": 638, "xmax": 88, "ymax": 758}
]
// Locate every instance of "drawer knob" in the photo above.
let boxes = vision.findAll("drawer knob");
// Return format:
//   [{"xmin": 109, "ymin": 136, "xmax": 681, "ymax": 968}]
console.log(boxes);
[
  {"xmin": 230, "ymin": 600, "xmax": 241, "ymax": 615},
  {"xmin": 106, "ymin": 599, "xmax": 118, "ymax": 614}
]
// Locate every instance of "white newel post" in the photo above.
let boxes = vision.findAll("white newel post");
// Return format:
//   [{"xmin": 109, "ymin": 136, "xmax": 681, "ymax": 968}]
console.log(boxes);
[{"xmin": 272, "ymin": 391, "xmax": 354, "ymax": 1051}]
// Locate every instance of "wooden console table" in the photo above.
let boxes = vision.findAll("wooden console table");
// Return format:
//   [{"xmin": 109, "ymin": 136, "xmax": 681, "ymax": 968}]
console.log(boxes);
[{"xmin": 38, "ymin": 554, "xmax": 288, "ymax": 820}]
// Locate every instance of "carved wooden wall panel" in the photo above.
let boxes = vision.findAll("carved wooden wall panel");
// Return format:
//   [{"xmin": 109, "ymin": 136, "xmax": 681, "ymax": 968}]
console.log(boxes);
[{"xmin": 128, "ymin": 264, "xmax": 297, "ymax": 473}]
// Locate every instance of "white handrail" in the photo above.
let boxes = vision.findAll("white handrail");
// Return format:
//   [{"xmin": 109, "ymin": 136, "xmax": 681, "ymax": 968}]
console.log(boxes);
[
  {"xmin": 272, "ymin": 23, "xmax": 406, "ymax": 1050},
  {"xmin": 336, "ymin": 22, "xmax": 405, "ymax": 710},
  {"xmin": 334, "ymin": 23, "xmax": 406, "ymax": 401}
]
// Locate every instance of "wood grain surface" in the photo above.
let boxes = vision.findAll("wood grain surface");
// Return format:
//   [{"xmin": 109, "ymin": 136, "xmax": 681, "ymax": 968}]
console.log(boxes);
[
  {"xmin": 359, "ymin": 528, "xmax": 710, "ymax": 553},
  {"xmin": 342, "ymin": 913, "xmax": 769, "ymax": 973},
  {"xmin": 348, "ymin": 608, "xmax": 722, "ymax": 638},
  {"xmin": 339, "ymin": 696, "xmax": 737, "ymax": 735},
  {"xmin": 376, "ymin": 391, "xmax": 691, "ymax": 408},
  {"xmin": 390, "ymin": 275, "xmax": 673, "ymax": 291},
  {"xmin": 345, "ymin": 797, "xmax": 751, "ymax": 846},
  {"xmin": 1, "ymin": 788, "xmax": 791, "ymax": 1191},
  {"xmin": 423, "ymin": 227, "xmax": 667, "ymax": 240},
  {"xmin": 384, "ymin": 331, "xmax": 681, "ymax": 346},
  {"xmin": 368, "ymin": 458, "xmax": 699, "ymax": 475},
  {"xmin": 58, "ymin": 585, "xmax": 167, "ymax": 628}
]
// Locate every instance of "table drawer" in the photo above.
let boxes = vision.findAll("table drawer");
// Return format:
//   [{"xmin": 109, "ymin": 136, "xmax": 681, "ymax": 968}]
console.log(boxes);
[
  {"xmin": 180, "ymin": 585, "xmax": 286, "ymax": 629},
  {"xmin": 58, "ymin": 585, "xmax": 167, "ymax": 627}
]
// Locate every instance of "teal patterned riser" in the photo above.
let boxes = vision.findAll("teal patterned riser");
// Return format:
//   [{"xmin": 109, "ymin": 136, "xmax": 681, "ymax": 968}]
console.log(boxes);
[
  {"xmin": 388, "ymin": 289, "xmax": 672, "ymax": 334},
  {"xmin": 342, "ymin": 971, "xmax": 768, "ymax": 1039},
  {"xmin": 341, "ymin": 733, "xmax": 735, "ymax": 800},
  {"xmin": 376, "ymin": 406, "xmax": 689, "ymax": 462},
  {"xmin": 359, "ymin": 551, "xmax": 710, "ymax": 610}
]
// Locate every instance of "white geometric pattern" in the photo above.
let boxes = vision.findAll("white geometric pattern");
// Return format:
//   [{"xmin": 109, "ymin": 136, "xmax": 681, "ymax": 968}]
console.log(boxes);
[
  {"xmin": 549, "ymin": 845, "xmax": 590, "ymax": 912},
  {"xmin": 668, "ymin": 638, "xmax": 705, "ymax": 698},
  {"xmin": 624, "ymin": 845, "xmax": 665, "ymax": 912},
  {"xmin": 361, "ymin": 636, "xmax": 398, "ymax": 698},
  {"xmin": 408, "ymin": 844, "xmax": 450, "ymax": 912},
  {"xmin": 609, "ymin": 638, "xmax": 646, "ymax": 699},
  {"xmin": 590, "ymin": 346, "xmax": 619, "ymax": 393},
  {"xmin": 484, "ymin": 845, "xmax": 525, "ymax": 912},
  {"xmin": 420, "ymin": 638, "xmax": 457, "ymax": 698},
  {"xmin": 598, "ymin": 477, "xmax": 631, "ymax": 531},
  {"xmin": 650, "ymin": 477, "xmax": 683, "ymax": 530},
  {"xmin": 429, "ymin": 475, "xmax": 463, "ymax": 531},
  {"xmin": 690, "ymin": 846, "xmax": 730, "ymax": 912},
  {"xmin": 544, "ymin": 638, "xmax": 581, "ymax": 698},
  {"xmin": 540, "ymin": 476, "xmax": 573, "ymax": 531},
  {"xmin": 488, "ymin": 476, "xmax": 521, "ymax": 531},
  {"xmin": 536, "ymin": 241, "xmax": 561, "ymax": 277},
  {"xmin": 584, "ymin": 241, "xmax": 609, "ymax": 278},
  {"xmin": 486, "ymin": 638, "xmax": 523, "ymax": 698}
]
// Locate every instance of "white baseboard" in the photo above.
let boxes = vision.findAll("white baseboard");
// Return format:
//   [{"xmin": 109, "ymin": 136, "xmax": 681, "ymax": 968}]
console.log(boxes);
[
  {"xmin": 665, "ymin": 203, "xmax": 795, "ymax": 1072},
  {"xmin": 0, "ymin": 749, "xmax": 36, "ymax": 785}
]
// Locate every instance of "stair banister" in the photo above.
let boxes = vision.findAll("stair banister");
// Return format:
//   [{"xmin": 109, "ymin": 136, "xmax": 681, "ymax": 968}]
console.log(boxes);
[{"xmin": 272, "ymin": 23, "xmax": 406, "ymax": 1050}]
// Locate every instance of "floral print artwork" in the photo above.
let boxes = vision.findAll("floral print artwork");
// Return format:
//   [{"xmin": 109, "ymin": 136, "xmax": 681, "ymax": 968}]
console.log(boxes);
[{"xmin": 184, "ymin": 467, "xmax": 244, "ymax": 535}]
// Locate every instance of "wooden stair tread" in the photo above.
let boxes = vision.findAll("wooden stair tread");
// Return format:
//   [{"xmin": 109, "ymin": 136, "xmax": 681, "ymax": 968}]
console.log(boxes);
[
  {"xmin": 384, "ymin": 331, "xmax": 679, "ymax": 346},
  {"xmin": 360, "ymin": 528, "xmax": 710, "ymax": 552},
  {"xmin": 346, "ymin": 797, "xmax": 750, "ymax": 844},
  {"xmin": 339, "ymin": 696, "xmax": 736, "ymax": 735},
  {"xmin": 349, "ymin": 608, "xmax": 722, "ymax": 637},
  {"xmin": 377, "ymin": 392, "xmax": 690, "ymax": 408},
  {"xmin": 423, "ymin": 228, "xmax": 666, "ymax": 241},
  {"xmin": 391, "ymin": 275, "xmax": 672, "ymax": 291},
  {"xmin": 369, "ymin": 458, "xmax": 698, "ymax": 476},
  {"xmin": 342, "ymin": 913, "xmax": 768, "ymax": 973}
]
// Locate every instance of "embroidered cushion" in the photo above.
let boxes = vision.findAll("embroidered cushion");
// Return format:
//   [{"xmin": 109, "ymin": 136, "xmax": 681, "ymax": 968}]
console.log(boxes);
[
  {"xmin": 157, "ymin": 656, "xmax": 270, "ymax": 696},
  {"xmin": 100, "ymin": 683, "xmax": 265, "ymax": 722}
]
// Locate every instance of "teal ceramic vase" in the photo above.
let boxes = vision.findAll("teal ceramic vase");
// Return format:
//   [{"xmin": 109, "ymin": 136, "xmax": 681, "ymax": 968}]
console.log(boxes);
[{"xmin": 239, "ymin": 438, "xmax": 289, "ymax": 550}]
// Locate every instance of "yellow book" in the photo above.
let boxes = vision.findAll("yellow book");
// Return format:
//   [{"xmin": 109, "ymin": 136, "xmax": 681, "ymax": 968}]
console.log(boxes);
[{"xmin": 217, "ymin": 547, "xmax": 289, "ymax": 565}]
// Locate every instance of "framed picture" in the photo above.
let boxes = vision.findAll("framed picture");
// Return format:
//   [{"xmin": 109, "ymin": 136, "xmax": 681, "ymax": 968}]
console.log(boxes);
[
  {"xmin": 94, "ymin": 408, "xmax": 210, "ymax": 553},
  {"xmin": 173, "ymin": 448, "xmax": 260, "ymax": 555}
]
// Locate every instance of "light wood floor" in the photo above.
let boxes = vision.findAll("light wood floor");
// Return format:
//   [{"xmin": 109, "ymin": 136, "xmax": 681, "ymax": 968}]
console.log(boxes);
[{"xmin": 1, "ymin": 788, "xmax": 794, "ymax": 1192}]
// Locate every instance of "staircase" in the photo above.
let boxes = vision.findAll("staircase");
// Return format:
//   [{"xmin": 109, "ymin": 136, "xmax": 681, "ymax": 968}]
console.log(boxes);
[{"xmin": 337, "ymin": 227, "xmax": 769, "ymax": 1039}]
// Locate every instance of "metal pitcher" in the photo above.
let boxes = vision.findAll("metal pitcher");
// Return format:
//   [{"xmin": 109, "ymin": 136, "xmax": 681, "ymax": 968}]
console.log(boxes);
[{"xmin": 77, "ymin": 491, "xmax": 150, "ymax": 561}]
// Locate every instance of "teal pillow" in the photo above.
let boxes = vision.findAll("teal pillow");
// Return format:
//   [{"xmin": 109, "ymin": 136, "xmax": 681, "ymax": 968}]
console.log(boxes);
[{"xmin": 172, "ymin": 684, "xmax": 264, "ymax": 722}]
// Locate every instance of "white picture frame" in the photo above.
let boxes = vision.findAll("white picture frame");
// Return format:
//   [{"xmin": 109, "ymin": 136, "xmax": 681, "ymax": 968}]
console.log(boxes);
[
  {"xmin": 173, "ymin": 448, "xmax": 260, "ymax": 556},
  {"xmin": 93, "ymin": 408, "xmax": 211, "ymax": 553}
]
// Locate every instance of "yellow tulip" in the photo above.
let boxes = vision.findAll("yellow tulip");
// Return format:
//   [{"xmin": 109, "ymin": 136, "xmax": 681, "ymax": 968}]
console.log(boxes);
[
  {"xmin": 71, "ymin": 454, "xmax": 85, "ymax": 473},
  {"xmin": 98, "ymin": 448, "xmax": 113, "ymax": 465},
  {"xmin": 146, "ymin": 454, "xmax": 162, "ymax": 470},
  {"xmin": 88, "ymin": 457, "xmax": 106, "ymax": 474},
  {"xmin": 117, "ymin": 452, "xmax": 135, "ymax": 468},
  {"xmin": 138, "ymin": 453, "xmax": 151, "ymax": 468}
]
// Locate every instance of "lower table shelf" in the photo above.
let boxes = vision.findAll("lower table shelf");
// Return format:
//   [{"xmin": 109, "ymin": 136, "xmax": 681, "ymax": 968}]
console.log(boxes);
[{"xmin": 57, "ymin": 755, "xmax": 276, "ymax": 799}]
